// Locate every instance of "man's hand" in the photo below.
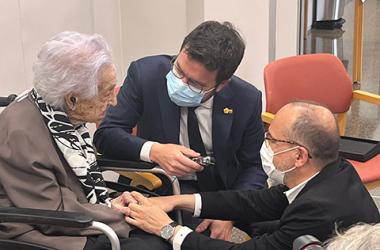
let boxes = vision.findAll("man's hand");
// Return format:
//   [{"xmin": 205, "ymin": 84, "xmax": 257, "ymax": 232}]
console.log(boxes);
[
  {"xmin": 150, "ymin": 143, "xmax": 203, "ymax": 176},
  {"xmin": 125, "ymin": 192, "xmax": 173, "ymax": 236},
  {"xmin": 149, "ymin": 194, "xmax": 196, "ymax": 214},
  {"xmin": 196, "ymin": 219, "xmax": 234, "ymax": 241},
  {"xmin": 111, "ymin": 191, "xmax": 138, "ymax": 215},
  {"xmin": 148, "ymin": 196, "xmax": 176, "ymax": 213}
]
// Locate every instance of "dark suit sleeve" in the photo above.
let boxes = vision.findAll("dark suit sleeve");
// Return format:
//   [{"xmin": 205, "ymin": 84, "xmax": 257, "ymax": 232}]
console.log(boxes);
[
  {"xmin": 182, "ymin": 195, "xmax": 331, "ymax": 250},
  {"xmin": 94, "ymin": 61, "xmax": 147, "ymax": 161},
  {"xmin": 233, "ymin": 91, "xmax": 266, "ymax": 190},
  {"xmin": 199, "ymin": 185, "xmax": 288, "ymax": 222}
]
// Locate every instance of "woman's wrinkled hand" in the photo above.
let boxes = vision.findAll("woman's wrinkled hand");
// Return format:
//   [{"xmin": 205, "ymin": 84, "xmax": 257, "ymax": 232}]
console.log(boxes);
[{"xmin": 125, "ymin": 191, "xmax": 173, "ymax": 236}]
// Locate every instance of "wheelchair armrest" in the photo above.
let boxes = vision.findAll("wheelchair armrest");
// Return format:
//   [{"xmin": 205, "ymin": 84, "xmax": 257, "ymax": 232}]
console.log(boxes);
[
  {"xmin": 97, "ymin": 157, "xmax": 156, "ymax": 170},
  {"xmin": 97, "ymin": 157, "xmax": 183, "ymax": 225},
  {"xmin": 105, "ymin": 181, "xmax": 159, "ymax": 197},
  {"xmin": 0, "ymin": 207, "xmax": 93, "ymax": 228},
  {"xmin": 98, "ymin": 157, "xmax": 162, "ymax": 190},
  {"xmin": 97, "ymin": 156, "xmax": 180, "ymax": 195},
  {"xmin": 0, "ymin": 207, "xmax": 121, "ymax": 250}
]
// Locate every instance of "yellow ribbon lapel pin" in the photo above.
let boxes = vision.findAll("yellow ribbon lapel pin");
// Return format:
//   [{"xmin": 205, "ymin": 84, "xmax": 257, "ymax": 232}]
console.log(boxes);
[{"xmin": 223, "ymin": 107, "xmax": 233, "ymax": 114}]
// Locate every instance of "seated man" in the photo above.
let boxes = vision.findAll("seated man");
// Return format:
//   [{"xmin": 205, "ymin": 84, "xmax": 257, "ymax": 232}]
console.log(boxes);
[
  {"xmin": 0, "ymin": 31, "xmax": 170, "ymax": 250},
  {"xmin": 94, "ymin": 20, "xmax": 267, "ymax": 238},
  {"xmin": 121, "ymin": 101, "xmax": 380, "ymax": 249}
]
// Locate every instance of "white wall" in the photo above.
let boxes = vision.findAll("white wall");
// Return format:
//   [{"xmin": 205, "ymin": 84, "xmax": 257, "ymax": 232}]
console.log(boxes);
[
  {"xmin": 0, "ymin": 0, "xmax": 126, "ymax": 96},
  {"xmin": 0, "ymin": 0, "xmax": 28, "ymax": 96},
  {"xmin": 186, "ymin": 0, "xmax": 204, "ymax": 32},
  {"xmin": 275, "ymin": 0, "xmax": 299, "ymax": 59},
  {"xmin": 0, "ymin": 0, "xmax": 301, "ymax": 106},
  {"xmin": 120, "ymin": 0, "xmax": 187, "ymax": 79},
  {"xmin": 202, "ymin": 0, "xmax": 271, "ymax": 93},
  {"xmin": 92, "ymin": 0, "xmax": 124, "ymax": 83}
]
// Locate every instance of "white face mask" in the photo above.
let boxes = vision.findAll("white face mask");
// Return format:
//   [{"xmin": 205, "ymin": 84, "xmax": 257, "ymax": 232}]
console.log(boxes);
[{"xmin": 260, "ymin": 141, "xmax": 299, "ymax": 186}]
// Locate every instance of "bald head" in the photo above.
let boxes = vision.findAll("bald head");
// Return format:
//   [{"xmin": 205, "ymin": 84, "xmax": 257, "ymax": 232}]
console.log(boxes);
[{"xmin": 273, "ymin": 102, "xmax": 340, "ymax": 166}]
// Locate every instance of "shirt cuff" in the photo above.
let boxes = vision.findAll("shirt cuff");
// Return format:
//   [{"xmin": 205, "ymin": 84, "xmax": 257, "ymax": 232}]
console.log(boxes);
[
  {"xmin": 193, "ymin": 193, "xmax": 202, "ymax": 217},
  {"xmin": 173, "ymin": 226, "xmax": 193, "ymax": 250},
  {"xmin": 140, "ymin": 141, "xmax": 156, "ymax": 162}
]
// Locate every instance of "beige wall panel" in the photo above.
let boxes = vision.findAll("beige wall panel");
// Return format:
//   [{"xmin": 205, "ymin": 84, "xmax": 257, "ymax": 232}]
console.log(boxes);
[
  {"xmin": 0, "ymin": 0, "xmax": 27, "ymax": 96},
  {"xmin": 19, "ymin": 0, "xmax": 93, "ymax": 89},
  {"xmin": 203, "ymin": 0, "xmax": 271, "ymax": 93},
  {"xmin": 276, "ymin": 0, "xmax": 299, "ymax": 59},
  {"xmin": 120, "ymin": 0, "xmax": 187, "ymax": 78},
  {"xmin": 92, "ymin": 0, "xmax": 125, "ymax": 84}
]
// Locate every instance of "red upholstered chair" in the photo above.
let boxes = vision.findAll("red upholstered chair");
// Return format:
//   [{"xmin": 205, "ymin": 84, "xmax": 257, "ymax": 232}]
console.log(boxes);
[{"xmin": 262, "ymin": 53, "xmax": 380, "ymax": 189}]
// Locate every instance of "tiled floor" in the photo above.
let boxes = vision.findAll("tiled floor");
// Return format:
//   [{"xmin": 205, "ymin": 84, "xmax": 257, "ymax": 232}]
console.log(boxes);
[{"xmin": 304, "ymin": 0, "xmax": 380, "ymax": 140}]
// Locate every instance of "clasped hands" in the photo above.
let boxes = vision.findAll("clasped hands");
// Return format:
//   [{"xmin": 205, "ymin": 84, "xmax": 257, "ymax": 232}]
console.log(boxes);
[
  {"xmin": 111, "ymin": 191, "xmax": 233, "ymax": 241},
  {"xmin": 111, "ymin": 191, "xmax": 177, "ymax": 238},
  {"xmin": 111, "ymin": 143, "xmax": 233, "ymax": 240}
]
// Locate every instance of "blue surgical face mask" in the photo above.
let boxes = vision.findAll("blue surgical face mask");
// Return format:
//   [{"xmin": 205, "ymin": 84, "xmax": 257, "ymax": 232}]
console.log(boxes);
[{"xmin": 166, "ymin": 71, "xmax": 205, "ymax": 107}]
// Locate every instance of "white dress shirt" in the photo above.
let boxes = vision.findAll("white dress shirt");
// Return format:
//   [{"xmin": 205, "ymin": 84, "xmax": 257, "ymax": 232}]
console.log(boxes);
[
  {"xmin": 172, "ymin": 194, "xmax": 202, "ymax": 250},
  {"xmin": 283, "ymin": 172, "xmax": 319, "ymax": 204}
]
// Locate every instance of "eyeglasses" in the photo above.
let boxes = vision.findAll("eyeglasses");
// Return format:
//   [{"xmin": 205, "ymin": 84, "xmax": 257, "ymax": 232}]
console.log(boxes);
[
  {"xmin": 170, "ymin": 57, "xmax": 216, "ymax": 94},
  {"xmin": 264, "ymin": 131, "xmax": 312, "ymax": 158}
]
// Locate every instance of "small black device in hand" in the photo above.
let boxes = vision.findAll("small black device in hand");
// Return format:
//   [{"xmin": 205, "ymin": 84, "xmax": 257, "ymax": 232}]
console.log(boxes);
[{"xmin": 191, "ymin": 156, "xmax": 215, "ymax": 166}]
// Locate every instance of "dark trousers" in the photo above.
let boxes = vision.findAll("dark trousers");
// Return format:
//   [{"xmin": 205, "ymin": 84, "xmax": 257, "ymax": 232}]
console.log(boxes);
[{"xmin": 84, "ymin": 229, "xmax": 171, "ymax": 250}]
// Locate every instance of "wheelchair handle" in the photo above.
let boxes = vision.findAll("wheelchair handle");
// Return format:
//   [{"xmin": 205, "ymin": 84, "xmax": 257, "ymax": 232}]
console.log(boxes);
[{"xmin": 0, "ymin": 94, "xmax": 17, "ymax": 107}]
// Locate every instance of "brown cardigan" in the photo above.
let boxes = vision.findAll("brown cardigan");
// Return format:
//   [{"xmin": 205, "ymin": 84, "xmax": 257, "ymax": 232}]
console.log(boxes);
[{"xmin": 0, "ymin": 95, "xmax": 131, "ymax": 249}]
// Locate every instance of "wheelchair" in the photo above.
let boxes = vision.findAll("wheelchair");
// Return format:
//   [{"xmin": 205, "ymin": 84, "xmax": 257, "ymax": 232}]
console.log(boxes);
[{"xmin": 0, "ymin": 94, "xmax": 182, "ymax": 250}]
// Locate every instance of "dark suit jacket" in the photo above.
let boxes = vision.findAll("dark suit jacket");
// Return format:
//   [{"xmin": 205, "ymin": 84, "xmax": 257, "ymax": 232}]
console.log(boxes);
[
  {"xmin": 94, "ymin": 55, "xmax": 266, "ymax": 190},
  {"xmin": 181, "ymin": 158, "xmax": 380, "ymax": 250}
]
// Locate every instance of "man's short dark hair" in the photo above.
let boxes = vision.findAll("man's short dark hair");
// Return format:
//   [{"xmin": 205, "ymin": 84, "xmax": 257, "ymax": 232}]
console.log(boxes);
[
  {"xmin": 288, "ymin": 102, "xmax": 340, "ymax": 166},
  {"xmin": 180, "ymin": 21, "xmax": 245, "ymax": 84}
]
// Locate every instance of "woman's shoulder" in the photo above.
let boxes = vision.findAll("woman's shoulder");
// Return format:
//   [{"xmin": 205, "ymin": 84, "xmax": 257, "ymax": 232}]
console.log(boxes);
[
  {"xmin": 0, "ymin": 94, "xmax": 49, "ymax": 141},
  {"xmin": 1, "ymin": 95, "xmax": 41, "ymax": 125}
]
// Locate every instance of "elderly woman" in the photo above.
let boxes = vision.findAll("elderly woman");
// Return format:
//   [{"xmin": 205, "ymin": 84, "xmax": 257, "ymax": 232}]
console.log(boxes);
[{"xmin": 0, "ymin": 32, "xmax": 169, "ymax": 250}]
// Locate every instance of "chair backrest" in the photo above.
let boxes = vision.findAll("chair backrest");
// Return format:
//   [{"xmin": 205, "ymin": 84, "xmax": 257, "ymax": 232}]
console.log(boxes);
[{"xmin": 264, "ymin": 53, "xmax": 353, "ymax": 114}]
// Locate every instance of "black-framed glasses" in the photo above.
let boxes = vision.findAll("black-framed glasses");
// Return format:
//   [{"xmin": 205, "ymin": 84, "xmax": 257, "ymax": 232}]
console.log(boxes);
[
  {"xmin": 264, "ymin": 131, "xmax": 312, "ymax": 158},
  {"xmin": 170, "ymin": 57, "xmax": 215, "ymax": 94}
]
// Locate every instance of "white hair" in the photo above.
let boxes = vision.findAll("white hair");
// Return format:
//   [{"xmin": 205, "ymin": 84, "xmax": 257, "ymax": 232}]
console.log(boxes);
[
  {"xmin": 325, "ymin": 223, "xmax": 380, "ymax": 250},
  {"xmin": 33, "ymin": 31, "xmax": 112, "ymax": 109}
]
